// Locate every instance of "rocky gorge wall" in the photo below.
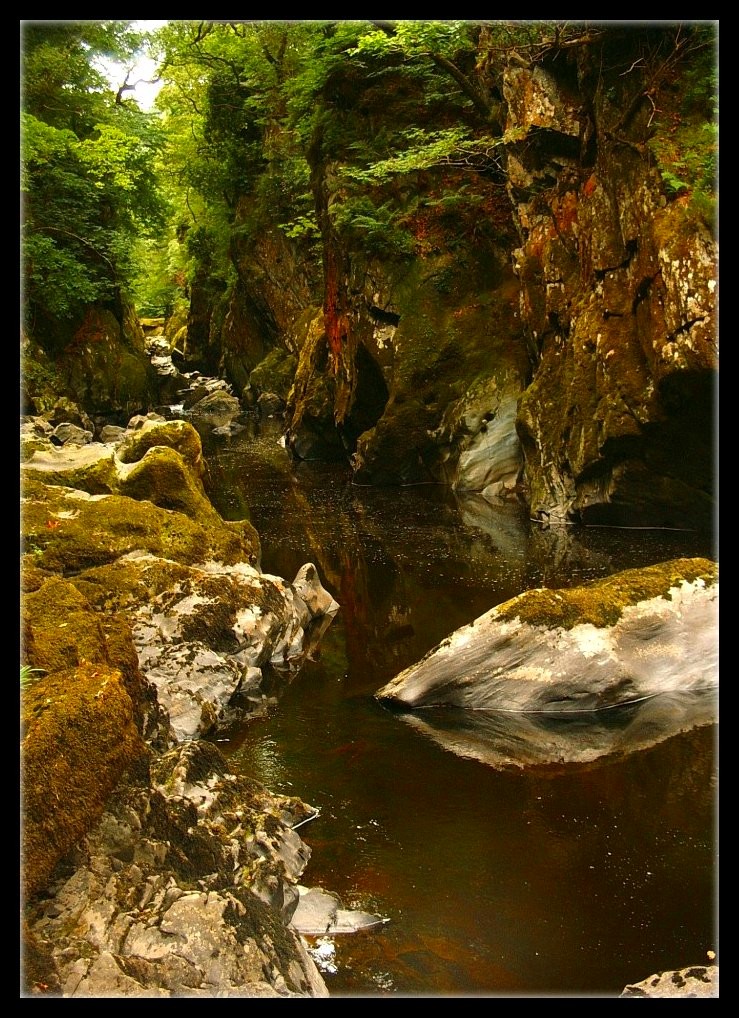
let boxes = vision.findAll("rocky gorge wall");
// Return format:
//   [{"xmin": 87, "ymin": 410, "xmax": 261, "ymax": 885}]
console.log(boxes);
[
  {"xmin": 187, "ymin": 29, "xmax": 717, "ymax": 532},
  {"xmin": 504, "ymin": 49, "xmax": 717, "ymax": 528}
]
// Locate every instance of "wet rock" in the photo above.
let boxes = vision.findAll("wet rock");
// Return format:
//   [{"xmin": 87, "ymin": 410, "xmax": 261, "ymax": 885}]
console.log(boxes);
[
  {"xmin": 292, "ymin": 563, "xmax": 340, "ymax": 618},
  {"xmin": 505, "ymin": 55, "xmax": 717, "ymax": 529},
  {"xmin": 257, "ymin": 392, "xmax": 286, "ymax": 417},
  {"xmin": 290, "ymin": 886, "xmax": 388, "ymax": 936},
  {"xmin": 179, "ymin": 383, "xmax": 210, "ymax": 410},
  {"xmin": 212, "ymin": 421, "xmax": 247, "ymax": 437},
  {"xmin": 189, "ymin": 390, "xmax": 241, "ymax": 419},
  {"xmin": 377, "ymin": 559, "xmax": 718, "ymax": 713},
  {"xmin": 620, "ymin": 964, "xmax": 718, "ymax": 998},
  {"xmin": 249, "ymin": 348, "xmax": 298, "ymax": 404},
  {"xmin": 25, "ymin": 742, "xmax": 329, "ymax": 998},
  {"xmin": 50, "ymin": 422, "xmax": 94, "ymax": 446},
  {"xmin": 127, "ymin": 412, "xmax": 168, "ymax": 431}
]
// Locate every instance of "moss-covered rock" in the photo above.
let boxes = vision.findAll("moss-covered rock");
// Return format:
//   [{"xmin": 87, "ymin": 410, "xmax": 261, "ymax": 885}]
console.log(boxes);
[
  {"xmin": 116, "ymin": 420, "xmax": 205, "ymax": 476},
  {"xmin": 117, "ymin": 446, "xmax": 215, "ymax": 520},
  {"xmin": 56, "ymin": 305, "xmax": 156, "ymax": 418},
  {"xmin": 21, "ymin": 476, "xmax": 259, "ymax": 575},
  {"xmin": 377, "ymin": 557, "xmax": 718, "ymax": 714},
  {"xmin": 21, "ymin": 662, "xmax": 148, "ymax": 900},
  {"xmin": 21, "ymin": 575, "xmax": 154, "ymax": 733},
  {"xmin": 249, "ymin": 348, "xmax": 298, "ymax": 402}
]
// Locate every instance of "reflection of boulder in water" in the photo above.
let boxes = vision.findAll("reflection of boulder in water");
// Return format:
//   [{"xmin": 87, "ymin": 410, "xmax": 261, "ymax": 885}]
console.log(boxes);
[{"xmin": 395, "ymin": 688, "xmax": 718, "ymax": 770}]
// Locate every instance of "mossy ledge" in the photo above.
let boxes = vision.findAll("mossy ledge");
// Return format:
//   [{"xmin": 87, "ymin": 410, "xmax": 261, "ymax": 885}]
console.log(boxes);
[{"xmin": 494, "ymin": 557, "xmax": 717, "ymax": 631}]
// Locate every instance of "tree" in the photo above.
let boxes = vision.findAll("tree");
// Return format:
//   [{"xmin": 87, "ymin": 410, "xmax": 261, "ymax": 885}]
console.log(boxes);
[{"xmin": 21, "ymin": 21, "xmax": 166, "ymax": 338}]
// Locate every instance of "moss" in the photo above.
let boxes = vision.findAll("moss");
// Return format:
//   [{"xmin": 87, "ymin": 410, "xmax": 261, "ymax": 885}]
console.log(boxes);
[
  {"xmin": 116, "ymin": 421, "xmax": 205, "ymax": 475},
  {"xmin": 224, "ymin": 886, "xmax": 304, "ymax": 989},
  {"xmin": 21, "ymin": 476, "xmax": 259, "ymax": 572},
  {"xmin": 21, "ymin": 662, "xmax": 147, "ymax": 900},
  {"xmin": 249, "ymin": 348, "xmax": 298, "ymax": 401},
  {"xmin": 118, "ymin": 446, "xmax": 214, "ymax": 520},
  {"xmin": 143, "ymin": 792, "xmax": 224, "ymax": 883},
  {"xmin": 22, "ymin": 577, "xmax": 112, "ymax": 675},
  {"xmin": 495, "ymin": 557, "xmax": 717, "ymax": 630}
]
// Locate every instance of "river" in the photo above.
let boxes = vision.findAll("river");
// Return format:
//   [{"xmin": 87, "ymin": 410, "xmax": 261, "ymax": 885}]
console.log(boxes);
[{"xmin": 195, "ymin": 413, "xmax": 717, "ymax": 998}]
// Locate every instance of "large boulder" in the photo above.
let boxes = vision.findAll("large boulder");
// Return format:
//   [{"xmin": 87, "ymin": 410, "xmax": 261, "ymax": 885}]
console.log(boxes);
[
  {"xmin": 56, "ymin": 305, "xmax": 156, "ymax": 418},
  {"xmin": 376, "ymin": 559, "xmax": 718, "ymax": 713},
  {"xmin": 24, "ymin": 741, "xmax": 329, "ymax": 998}
]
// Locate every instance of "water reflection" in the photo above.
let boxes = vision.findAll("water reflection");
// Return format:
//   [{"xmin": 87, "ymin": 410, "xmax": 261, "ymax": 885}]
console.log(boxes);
[{"xmin": 390, "ymin": 689, "xmax": 718, "ymax": 771}]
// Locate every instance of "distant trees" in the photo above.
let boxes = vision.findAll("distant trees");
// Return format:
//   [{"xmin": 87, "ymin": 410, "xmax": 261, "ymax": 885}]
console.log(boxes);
[{"xmin": 21, "ymin": 22, "xmax": 166, "ymax": 338}]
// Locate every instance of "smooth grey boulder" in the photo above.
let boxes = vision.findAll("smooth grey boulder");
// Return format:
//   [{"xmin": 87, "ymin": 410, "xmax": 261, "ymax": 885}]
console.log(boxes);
[
  {"xmin": 290, "ymin": 886, "xmax": 388, "ymax": 936},
  {"xmin": 376, "ymin": 559, "xmax": 718, "ymax": 713},
  {"xmin": 292, "ymin": 563, "xmax": 340, "ymax": 618}
]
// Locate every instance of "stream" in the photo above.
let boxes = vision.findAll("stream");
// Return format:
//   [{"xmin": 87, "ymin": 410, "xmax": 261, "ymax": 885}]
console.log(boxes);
[{"xmin": 195, "ymin": 413, "xmax": 717, "ymax": 997}]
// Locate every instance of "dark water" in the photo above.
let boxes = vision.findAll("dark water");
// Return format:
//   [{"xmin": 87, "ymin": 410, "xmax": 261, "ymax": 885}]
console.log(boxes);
[{"xmin": 199, "ymin": 415, "xmax": 717, "ymax": 998}]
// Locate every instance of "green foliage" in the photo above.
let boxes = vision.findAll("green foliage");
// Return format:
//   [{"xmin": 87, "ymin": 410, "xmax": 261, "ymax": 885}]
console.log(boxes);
[
  {"xmin": 648, "ymin": 32, "xmax": 718, "ymax": 230},
  {"xmin": 20, "ymin": 666, "xmax": 46, "ymax": 690},
  {"xmin": 21, "ymin": 23, "xmax": 167, "ymax": 330},
  {"xmin": 343, "ymin": 127, "xmax": 503, "ymax": 185},
  {"xmin": 279, "ymin": 215, "xmax": 321, "ymax": 241},
  {"xmin": 330, "ymin": 196, "xmax": 414, "ymax": 259},
  {"xmin": 350, "ymin": 21, "xmax": 473, "ymax": 62}
]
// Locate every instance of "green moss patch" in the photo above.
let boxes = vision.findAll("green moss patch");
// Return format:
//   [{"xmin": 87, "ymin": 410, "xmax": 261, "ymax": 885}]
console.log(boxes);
[
  {"xmin": 22, "ymin": 662, "xmax": 148, "ymax": 900},
  {"xmin": 495, "ymin": 557, "xmax": 717, "ymax": 630}
]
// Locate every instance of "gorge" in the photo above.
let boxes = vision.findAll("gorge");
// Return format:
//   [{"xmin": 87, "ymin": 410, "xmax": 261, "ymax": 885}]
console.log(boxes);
[{"xmin": 21, "ymin": 20, "xmax": 718, "ymax": 998}]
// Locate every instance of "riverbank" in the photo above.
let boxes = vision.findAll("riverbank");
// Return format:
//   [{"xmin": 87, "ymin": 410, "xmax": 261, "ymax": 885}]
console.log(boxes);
[{"xmin": 21, "ymin": 400, "xmax": 717, "ymax": 997}]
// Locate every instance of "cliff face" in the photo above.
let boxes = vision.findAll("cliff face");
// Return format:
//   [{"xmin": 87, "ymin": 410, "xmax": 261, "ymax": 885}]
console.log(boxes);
[
  {"xmin": 276, "ymin": 28, "xmax": 717, "ymax": 527},
  {"xmin": 505, "ymin": 46, "xmax": 717, "ymax": 528},
  {"xmin": 137, "ymin": 26, "xmax": 717, "ymax": 530}
]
